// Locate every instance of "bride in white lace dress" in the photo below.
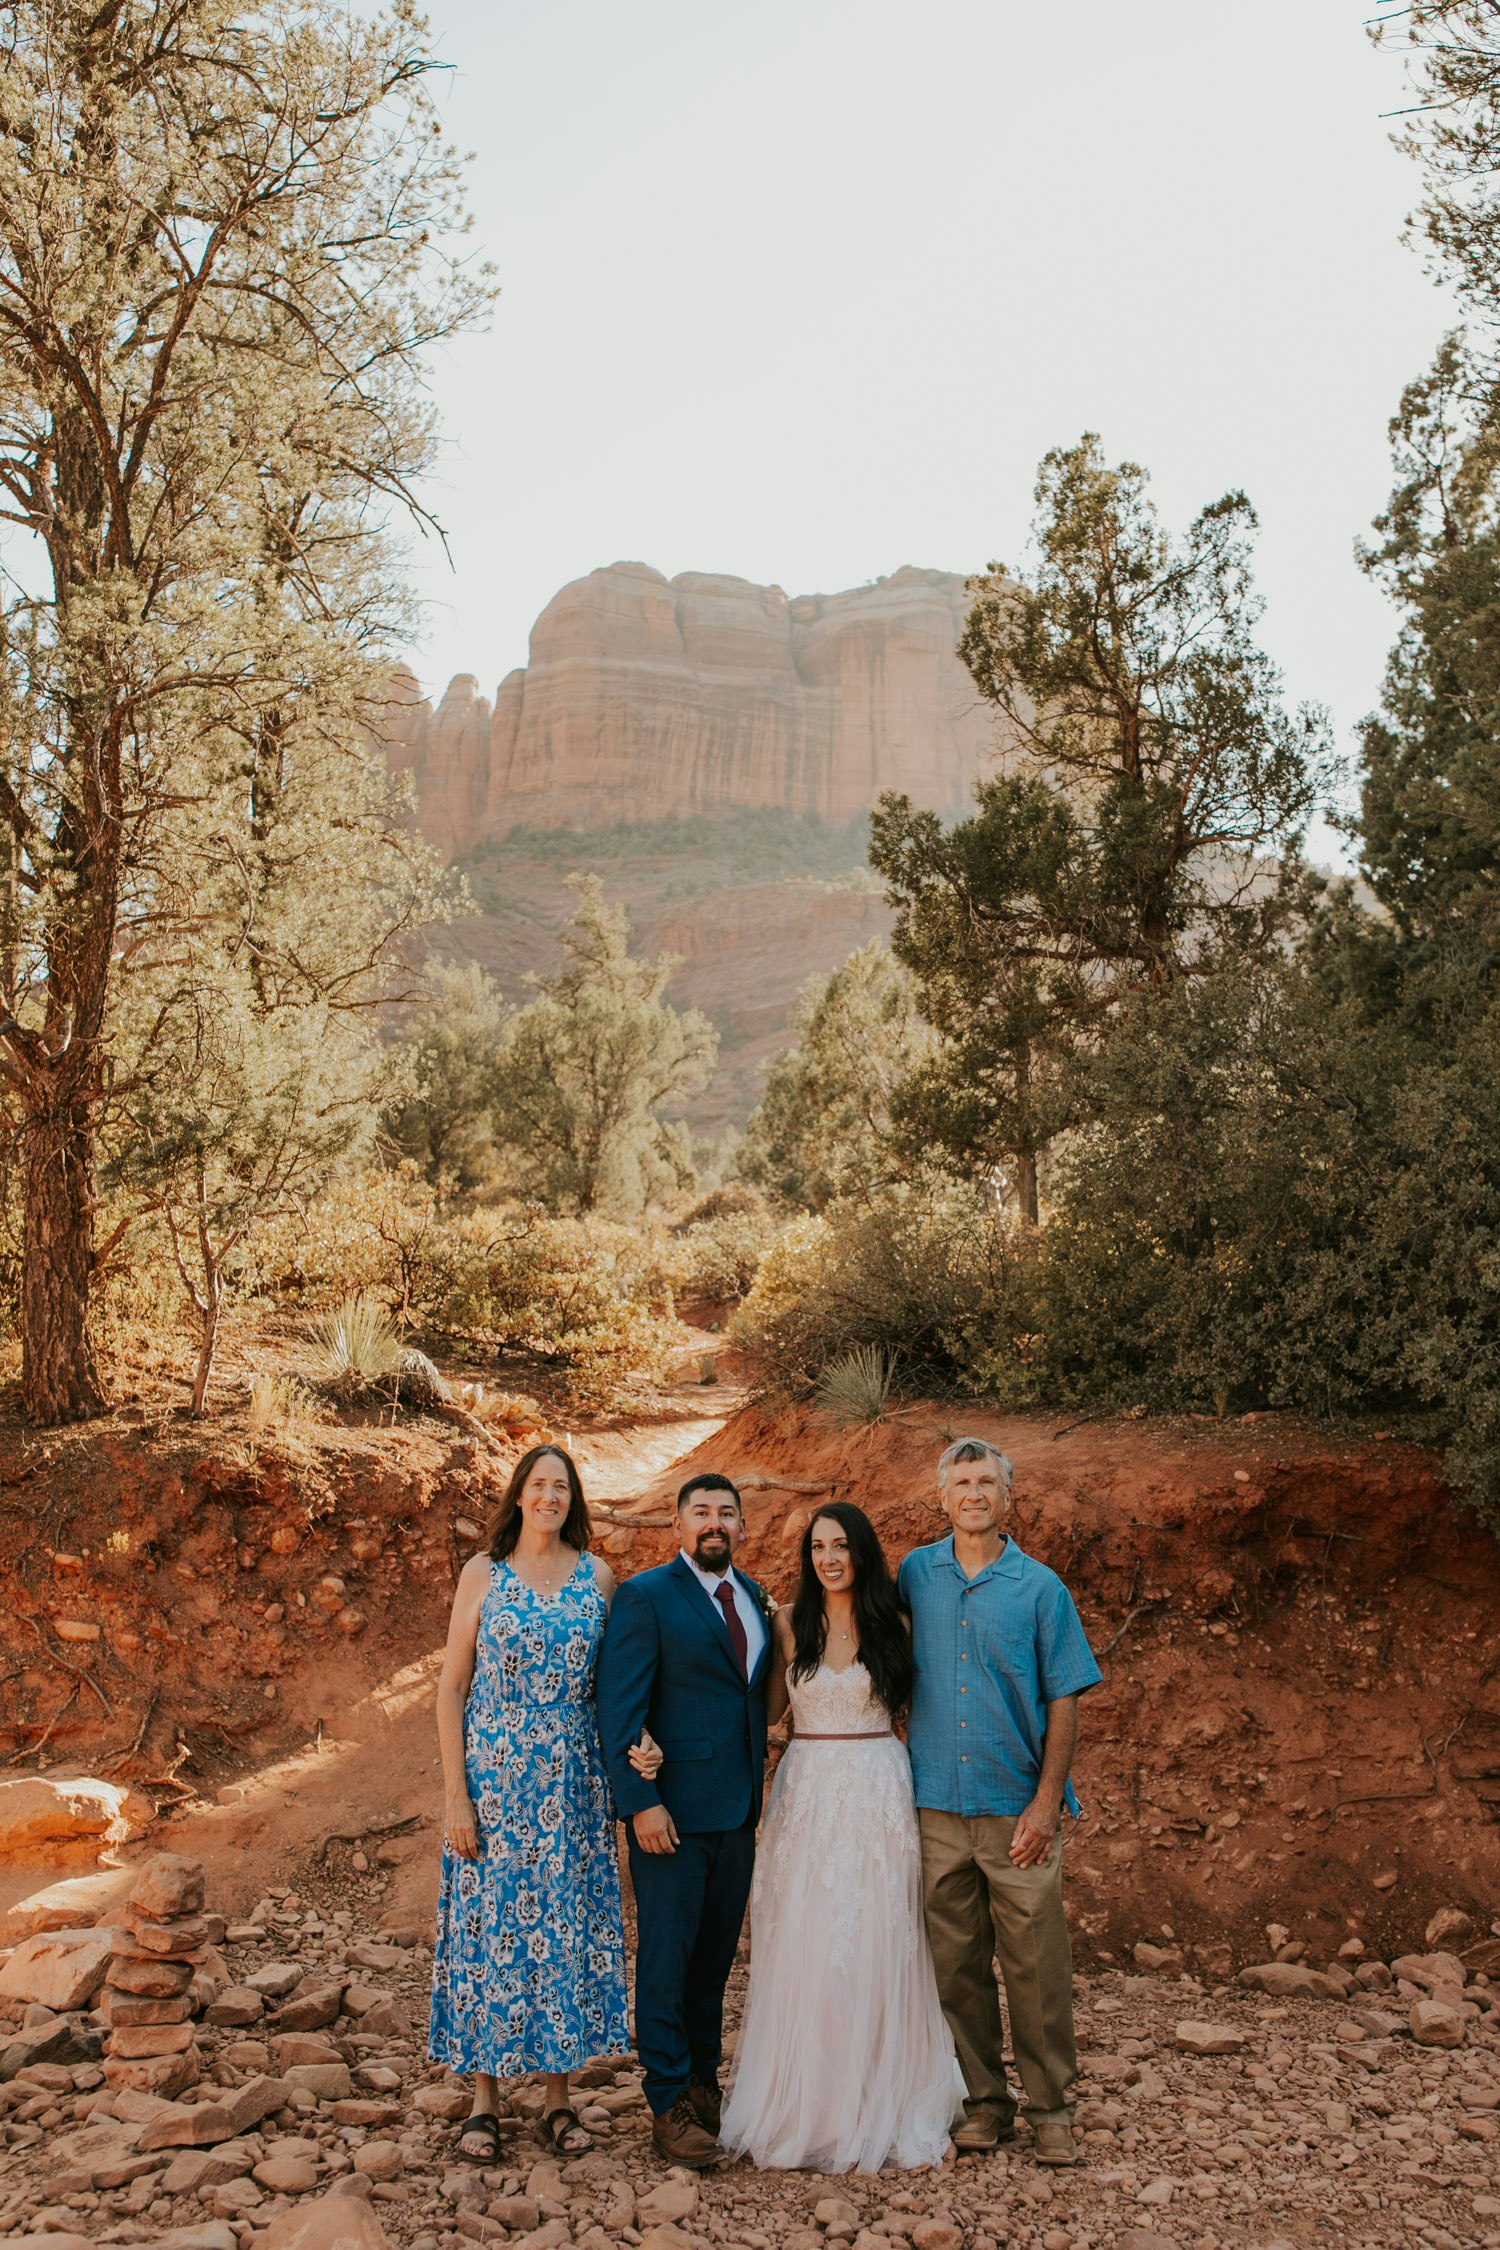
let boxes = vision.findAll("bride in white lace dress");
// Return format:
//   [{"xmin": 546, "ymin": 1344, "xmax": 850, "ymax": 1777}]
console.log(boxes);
[{"xmin": 719, "ymin": 1504, "xmax": 959, "ymax": 2173}]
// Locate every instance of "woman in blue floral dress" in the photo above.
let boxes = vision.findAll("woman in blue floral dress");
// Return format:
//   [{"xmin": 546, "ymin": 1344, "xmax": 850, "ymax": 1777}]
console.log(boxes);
[{"xmin": 430, "ymin": 1443, "xmax": 653, "ymax": 2160}]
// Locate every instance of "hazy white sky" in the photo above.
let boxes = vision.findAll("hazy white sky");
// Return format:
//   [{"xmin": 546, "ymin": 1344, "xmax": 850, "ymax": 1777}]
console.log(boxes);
[{"xmin": 405, "ymin": 0, "xmax": 1451, "ymax": 824}]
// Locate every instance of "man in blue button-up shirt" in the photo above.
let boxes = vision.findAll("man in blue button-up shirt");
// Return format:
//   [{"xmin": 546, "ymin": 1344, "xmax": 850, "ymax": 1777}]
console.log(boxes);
[{"xmin": 899, "ymin": 1438, "xmax": 1101, "ymax": 2168}]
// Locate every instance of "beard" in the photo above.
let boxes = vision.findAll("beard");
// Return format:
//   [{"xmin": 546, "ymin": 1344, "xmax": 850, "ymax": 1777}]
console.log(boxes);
[{"xmin": 691, "ymin": 1528, "xmax": 732, "ymax": 1572}]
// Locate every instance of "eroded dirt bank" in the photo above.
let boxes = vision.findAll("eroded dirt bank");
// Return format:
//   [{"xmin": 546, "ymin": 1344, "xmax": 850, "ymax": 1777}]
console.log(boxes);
[
  {"xmin": 606, "ymin": 1403, "xmax": 1500, "ymax": 1970},
  {"xmin": 2, "ymin": 1403, "xmax": 1498, "ymax": 1966}
]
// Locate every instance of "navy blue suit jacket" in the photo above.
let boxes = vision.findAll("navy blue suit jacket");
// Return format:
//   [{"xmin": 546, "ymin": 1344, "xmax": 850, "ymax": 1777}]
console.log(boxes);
[{"xmin": 596, "ymin": 1556, "xmax": 772, "ymax": 1834}]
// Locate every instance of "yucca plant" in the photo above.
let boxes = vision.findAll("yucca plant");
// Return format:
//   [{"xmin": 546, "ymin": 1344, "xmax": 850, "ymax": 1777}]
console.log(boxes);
[
  {"xmin": 307, "ymin": 1293, "xmax": 402, "ymax": 1387},
  {"xmin": 815, "ymin": 1344, "xmax": 894, "ymax": 1427}
]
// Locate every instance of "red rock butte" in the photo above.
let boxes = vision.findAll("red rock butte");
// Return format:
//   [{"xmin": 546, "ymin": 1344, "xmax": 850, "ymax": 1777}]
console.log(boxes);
[{"xmin": 384, "ymin": 561, "xmax": 999, "ymax": 857}]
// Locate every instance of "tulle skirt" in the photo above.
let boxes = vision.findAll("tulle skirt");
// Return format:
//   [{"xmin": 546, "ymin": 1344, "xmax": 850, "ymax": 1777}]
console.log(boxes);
[{"xmin": 720, "ymin": 1735, "xmax": 961, "ymax": 2173}]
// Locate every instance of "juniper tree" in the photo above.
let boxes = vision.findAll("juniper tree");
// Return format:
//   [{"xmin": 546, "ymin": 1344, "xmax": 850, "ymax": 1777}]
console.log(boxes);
[
  {"xmin": 871, "ymin": 435, "xmax": 1330, "ymax": 1221},
  {"xmin": 107, "ymin": 977, "xmax": 383, "ymax": 1415},
  {"xmin": 738, "ymin": 941, "xmax": 934, "ymax": 1210},
  {"xmin": 385, "ymin": 957, "xmax": 509, "ymax": 1191}
]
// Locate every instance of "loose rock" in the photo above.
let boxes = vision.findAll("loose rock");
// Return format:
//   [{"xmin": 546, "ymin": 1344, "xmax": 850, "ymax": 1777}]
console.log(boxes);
[
  {"xmin": 1410, "ymin": 1996, "xmax": 1467, "ymax": 2046},
  {"xmin": 1173, "ymin": 2017, "xmax": 1248, "ymax": 2054}
]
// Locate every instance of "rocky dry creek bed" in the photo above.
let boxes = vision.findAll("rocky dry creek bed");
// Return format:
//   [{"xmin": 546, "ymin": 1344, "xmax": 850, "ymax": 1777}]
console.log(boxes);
[{"xmin": 2, "ymin": 1860, "xmax": 1500, "ymax": 2250}]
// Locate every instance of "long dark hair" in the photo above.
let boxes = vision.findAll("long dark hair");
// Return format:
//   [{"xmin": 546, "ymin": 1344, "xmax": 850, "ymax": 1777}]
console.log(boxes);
[
  {"xmin": 487, "ymin": 1444, "xmax": 591, "ymax": 1560},
  {"xmin": 788, "ymin": 1502, "xmax": 912, "ymax": 1722}
]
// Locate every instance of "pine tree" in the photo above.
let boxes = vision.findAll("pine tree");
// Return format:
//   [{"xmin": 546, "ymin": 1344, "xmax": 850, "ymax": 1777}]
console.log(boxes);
[
  {"xmin": 0, "ymin": 0, "xmax": 488, "ymax": 1420},
  {"xmin": 491, "ymin": 879, "xmax": 718, "ymax": 1216}
]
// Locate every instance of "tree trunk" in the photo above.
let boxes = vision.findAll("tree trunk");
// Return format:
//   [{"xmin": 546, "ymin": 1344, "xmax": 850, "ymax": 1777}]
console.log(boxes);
[
  {"xmin": 21, "ymin": 1081, "xmax": 105, "ymax": 1422},
  {"xmin": 190, "ymin": 1275, "xmax": 222, "ymax": 1418},
  {"xmin": 1012, "ymin": 1038, "xmax": 1041, "ymax": 1226},
  {"xmin": 1015, "ymin": 1145, "xmax": 1040, "ymax": 1227}
]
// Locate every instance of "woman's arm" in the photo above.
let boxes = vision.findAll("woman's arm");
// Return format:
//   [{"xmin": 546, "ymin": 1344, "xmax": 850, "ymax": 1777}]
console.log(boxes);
[
  {"xmin": 435, "ymin": 1554, "xmax": 489, "ymax": 1860},
  {"xmin": 593, "ymin": 1555, "xmax": 617, "ymax": 1610},
  {"xmin": 766, "ymin": 1608, "xmax": 794, "ymax": 1728}
]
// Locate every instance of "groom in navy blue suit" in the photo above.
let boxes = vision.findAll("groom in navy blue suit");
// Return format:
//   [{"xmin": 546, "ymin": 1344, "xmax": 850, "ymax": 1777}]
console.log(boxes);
[{"xmin": 597, "ymin": 1472, "xmax": 772, "ymax": 2168}]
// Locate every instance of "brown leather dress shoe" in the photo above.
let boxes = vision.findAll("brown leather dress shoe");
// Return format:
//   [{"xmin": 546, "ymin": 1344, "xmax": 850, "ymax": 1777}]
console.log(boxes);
[
  {"xmin": 688, "ymin": 2082, "xmax": 722, "ymax": 2134},
  {"xmin": 1033, "ymin": 2120, "xmax": 1078, "ymax": 2166},
  {"xmin": 953, "ymin": 2107, "xmax": 1017, "ymax": 2152},
  {"xmin": 651, "ymin": 2093, "xmax": 721, "ymax": 2169}
]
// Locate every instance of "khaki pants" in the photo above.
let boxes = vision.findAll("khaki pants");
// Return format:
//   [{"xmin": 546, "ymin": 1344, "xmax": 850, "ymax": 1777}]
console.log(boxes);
[{"xmin": 918, "ymin": 1809, "xmax": 1078, "ymax": 2128}]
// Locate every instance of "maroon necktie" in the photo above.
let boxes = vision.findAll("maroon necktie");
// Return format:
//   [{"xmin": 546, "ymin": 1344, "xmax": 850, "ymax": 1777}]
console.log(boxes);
[{"xmin": 715, "ymin": 1578, "xmax": 748, "ymax": 1677}]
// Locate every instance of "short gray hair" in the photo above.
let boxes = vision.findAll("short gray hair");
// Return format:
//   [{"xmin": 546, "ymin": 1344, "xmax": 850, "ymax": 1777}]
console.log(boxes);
[{"xmin": 936, "ymin": 1437, "xmax": 1014, "ymax": 1492}]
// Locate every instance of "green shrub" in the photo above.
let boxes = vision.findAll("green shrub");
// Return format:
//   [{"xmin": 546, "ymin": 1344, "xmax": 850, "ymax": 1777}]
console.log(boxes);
[
  {"xmin": 733, "ymin": 1180, "xmax": 1038, "ymax": 1401},
  {"xmin": 676, "ymin": 1182, "xmax": 767, "ymax": 1227},
  {"xmin": 442, "ymin": 1215, "xmax": 677, "ymax": 1407},
  {"xmin": 668, "ymin": 1206, "xmax": 776, "ymax": 1309}
]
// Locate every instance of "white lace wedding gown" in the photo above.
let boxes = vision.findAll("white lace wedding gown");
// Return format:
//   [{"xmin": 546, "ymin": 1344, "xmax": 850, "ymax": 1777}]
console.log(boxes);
[{"xmin": 719, "ymin": 1661, "xmax": 961, "ymax": 2173}]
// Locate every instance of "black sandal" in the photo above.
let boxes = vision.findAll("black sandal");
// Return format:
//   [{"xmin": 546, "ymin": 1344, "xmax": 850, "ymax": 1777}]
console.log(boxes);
[
  {"xmin": 456, "ymin": 2110, "xmax": 506, "ymax": 2165},
  {"xmin": 539, "ymin": 2104, "xmax": 594, "ymax": 2155}
]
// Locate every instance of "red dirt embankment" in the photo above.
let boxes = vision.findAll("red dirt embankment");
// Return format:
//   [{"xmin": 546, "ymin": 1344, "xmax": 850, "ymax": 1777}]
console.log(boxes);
[
  {"xmin": 603, "ymin": 1402, "xmax": 1500, "ymax": 1969},
  {"xmin": 0, "ymin": 1422, "xmax": 502, "ymax": 1784},
  {"xmin": 3, "ymin": 1401, "xmax": 1498, "ymax": 1968}
]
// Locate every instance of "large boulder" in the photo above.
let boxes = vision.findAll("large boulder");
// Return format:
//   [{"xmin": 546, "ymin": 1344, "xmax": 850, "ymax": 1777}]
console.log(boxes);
[
  {"xmin": 0, "ymin": 1776, "xmax": 148, "ymax": 1858},
  {"xmin": 136, "ymin": 2074, "xmax": 290, "ymax": 2150},
  {"xmin": 0, "ymin": 2235, "xmax": 97, "ymax": 2250},
  {"xmin": 1411, "ymin": 1998, "xmax": 1468, "ymax": 2048},
  {"xmin": 0, "ymin": 2014, "xmax": 101, "ymax": 2081},
  {"xmin": 0, "ymin": 1870, "xmax": 123, "ymax": 1943},
  {"xmin": 0, "ymin": 1924, "xmax": 114, "ymax": 2010},
  {"xmin": 1391, "ymin": 1950, "xmax": 1468, "ymax": 1994},
  {"xmin": 256, "ymin": 2192, "xmax": 393, "ymax": 2250}
]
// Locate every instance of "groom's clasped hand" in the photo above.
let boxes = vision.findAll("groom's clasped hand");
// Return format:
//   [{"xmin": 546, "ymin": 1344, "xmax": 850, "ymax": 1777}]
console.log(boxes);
[{"xmin": 428, "ymin": 1437, "xmax": 1100, "ymax": 2179}]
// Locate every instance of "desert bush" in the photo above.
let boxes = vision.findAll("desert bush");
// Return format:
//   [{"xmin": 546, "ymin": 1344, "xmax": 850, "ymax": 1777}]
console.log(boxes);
[
  {"xmin": 443, "ymin": 1216, "xmax": 677, "ymax": 1406},
  {"xmin": 238, "ymin": 1167, "xmax": 474, "ymax": 1330},
  {"xmin": 676, "ymin": 1182, "xmax": 767, "ymax": 1227},
  {"xmin": 1020, "ymin": 958, "xmax": 1500, "ymax": 1527},
  {"xmin": 733, "ymin": 1182, "xmax": 1036, "ymax": 1400},
  {"xmin": 668, "ymin": 1200, "xmax": 777, "ymax": 1309},
  {"xmin": 246, "ymin": 1373, "xmax": 320, "ymax": 1443}
]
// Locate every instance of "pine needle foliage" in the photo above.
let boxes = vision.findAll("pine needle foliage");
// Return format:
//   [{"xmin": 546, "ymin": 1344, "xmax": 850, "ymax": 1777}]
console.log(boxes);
[{"xmin": 0, "ymin": 0, "xmax": 491, "ymax": 1420}]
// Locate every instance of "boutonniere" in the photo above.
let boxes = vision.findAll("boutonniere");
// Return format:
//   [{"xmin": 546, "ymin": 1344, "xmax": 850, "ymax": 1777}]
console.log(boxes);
[{"xmin": 747, "ymin": 1582, "xmax": 779, "ymax": 1623}]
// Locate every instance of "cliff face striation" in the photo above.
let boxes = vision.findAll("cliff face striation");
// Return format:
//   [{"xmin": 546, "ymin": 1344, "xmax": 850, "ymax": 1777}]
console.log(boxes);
[{"xmin": 385, "ymin": 562, "xmax": 999, "ymax": 858}]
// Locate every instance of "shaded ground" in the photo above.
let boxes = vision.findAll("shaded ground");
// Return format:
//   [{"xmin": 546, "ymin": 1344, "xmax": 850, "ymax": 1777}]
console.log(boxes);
[{"xmin": 2, "ymin": 1870, "xmax": 1499, "ymax": 2250}]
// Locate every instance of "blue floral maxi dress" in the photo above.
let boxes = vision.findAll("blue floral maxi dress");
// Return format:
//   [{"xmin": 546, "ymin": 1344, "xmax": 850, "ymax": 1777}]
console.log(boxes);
[{"xmin": 429, "ymin": 1554, "xmax": 629, "ymax": 2075}]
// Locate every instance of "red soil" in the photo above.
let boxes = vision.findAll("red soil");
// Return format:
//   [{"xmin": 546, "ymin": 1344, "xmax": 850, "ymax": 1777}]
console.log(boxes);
[
  {"xmin": 2, "ymin": 1399, "xmax": 1497, "ymax": 1970},
  {"xmin": 600, "ymin": 1401, "xmax": 1500, "ymax": 1969}
]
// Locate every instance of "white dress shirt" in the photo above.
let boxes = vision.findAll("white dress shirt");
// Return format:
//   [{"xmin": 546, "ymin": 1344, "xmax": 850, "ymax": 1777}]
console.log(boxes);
[{"xmin": 678, "ymin": 1548, "xmax": 767, "ymax": 1675}]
